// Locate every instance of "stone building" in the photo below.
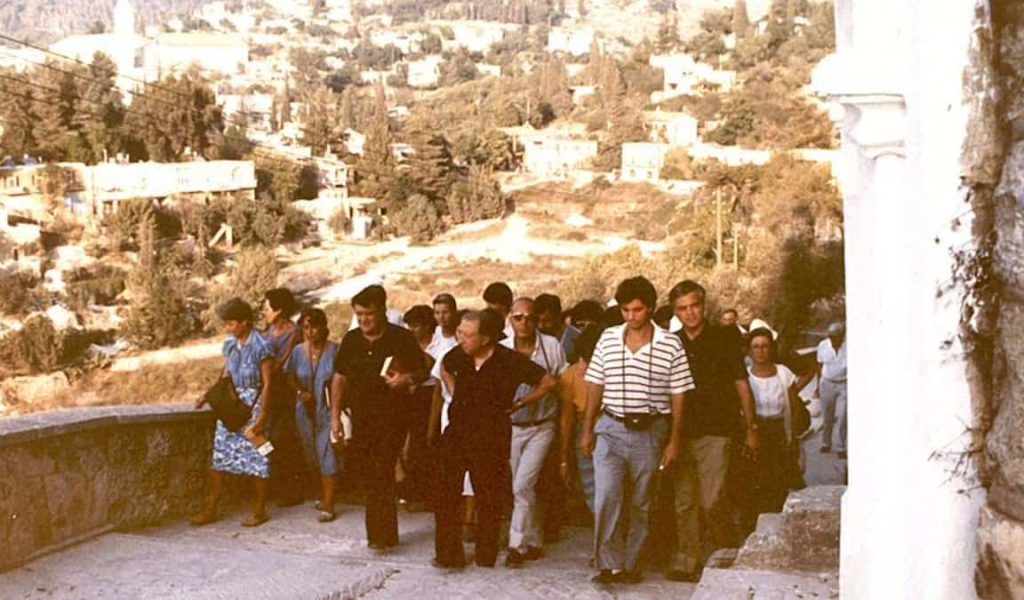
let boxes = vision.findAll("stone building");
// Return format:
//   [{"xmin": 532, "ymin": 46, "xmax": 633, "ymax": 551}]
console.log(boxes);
[
  {"xmin": 644, "ymin": 109, "xmax": 699, "ymax": 147},
  {"xmin": 620, "ymin": 142, "xmax": 669, "ymax": 183}
]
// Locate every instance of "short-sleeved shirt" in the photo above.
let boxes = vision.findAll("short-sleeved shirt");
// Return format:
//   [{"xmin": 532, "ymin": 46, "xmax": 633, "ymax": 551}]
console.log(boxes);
[
  {"xmin": 334, "ymin": 324, "xmax": 426, "ymax": 432},
  {"xmin": 677, "ymin": 324, "xmax": 747, "ymax": 438},
  {"xmin": 817, "ymin": 339, "xmax": 847, "ymax": 381},
  {"xmin": 442, "ymin": 345, "xmax": 546, "ymax": 450},
  {"xmin": 747, "ymin": 364, "xmax": 797, "ymax": 419},
  {"xmin": 500, "ymin": 332, "xmax": 567, "ymax": 424},
  {"xmin": 585, "ymin": 323, "xmax": 694, "ymax": 417},
  {"xmin": 223, "ymin": 331, "xmax": 275, "ymax": 395}
]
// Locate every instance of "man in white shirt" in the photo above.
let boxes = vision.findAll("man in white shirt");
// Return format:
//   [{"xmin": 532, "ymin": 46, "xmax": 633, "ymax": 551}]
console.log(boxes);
[
  {"xmin": 501, "ymin": 298, "xmax": 568, "ymax": 568},
  {"xmin": 817, "ymin": 322, "xmax": 848, "ymax": 458},
  {"xmin": 581, "ymin": 276, "xmax": 694, "ymax": 585}
]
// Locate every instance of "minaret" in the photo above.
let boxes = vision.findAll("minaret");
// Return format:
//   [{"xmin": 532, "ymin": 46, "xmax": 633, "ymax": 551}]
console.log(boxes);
[{"xmin": 113, "ymin": 0, "xmax": 136, "ymax": 37}]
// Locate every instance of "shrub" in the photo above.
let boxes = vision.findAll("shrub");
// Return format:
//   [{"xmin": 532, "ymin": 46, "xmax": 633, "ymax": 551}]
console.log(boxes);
[
  {"xmin": 391, "ymin": 194, "xmax": 446, "ymax": 242},
  {"xmin": 121, "ymin": 224, "xmax": 195, "ymax": 350},
  {"xmin": 201, "ymin": 246, "xmax": 280, "ymax": 332},
  {"xmin": 64, "ymin": 264, "xmax": 127, "ymax": 311},
  {"xmin": 0, "ymin": 315, "xmax": 62, "ymax": 376},
  {"xmin": 0, "ymin": 270, "xmax": 43, "ymax": 316}
]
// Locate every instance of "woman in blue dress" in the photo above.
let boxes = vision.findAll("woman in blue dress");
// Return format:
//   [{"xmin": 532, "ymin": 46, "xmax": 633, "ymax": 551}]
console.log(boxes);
[
  {"xmin": 191, "ymin": 298, "xmax": 276, "ymax": 527},
  {"xmin": 284, "ymin": 308, "xmax": 341, "ymax": 522}
]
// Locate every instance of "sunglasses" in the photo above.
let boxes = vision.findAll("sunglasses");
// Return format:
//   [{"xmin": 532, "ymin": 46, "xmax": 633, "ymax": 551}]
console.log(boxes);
[{"xmin": 511, "ymin": 313, "xmax": 537, "ymax": 323}]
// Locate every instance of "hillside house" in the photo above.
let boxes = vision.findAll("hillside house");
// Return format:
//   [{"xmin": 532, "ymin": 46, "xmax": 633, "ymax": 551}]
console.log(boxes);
[
  {"xmin": 643, "ymin": 109, "xmax": 699, "ymax": 147},
  {"xmin": 620, "ymin": 142, "xmax": 669, "ymax": 183},
  {"xmin": 522, "ymin": 138, "xmax": 598, "ymax": 177},
  {"xmin": 649, "ymin": 53, "xmax": 736, "ymax": 102},
  {"xmin": 546, "ymin": 24, "xmax": 595, "ymax": 56},
  {"xmin": 407, "ymin": 56, "xmax": 443, "ymax": 88}
]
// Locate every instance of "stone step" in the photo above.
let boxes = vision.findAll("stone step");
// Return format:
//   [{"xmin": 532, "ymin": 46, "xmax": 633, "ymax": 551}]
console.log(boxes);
[
  {"xmin": 734, "ymin": 485, "xmax": 844, "ymax": 573},
  {"xmin": 691, "ymin": 567, "xmax": 839, "ymax": 600}
]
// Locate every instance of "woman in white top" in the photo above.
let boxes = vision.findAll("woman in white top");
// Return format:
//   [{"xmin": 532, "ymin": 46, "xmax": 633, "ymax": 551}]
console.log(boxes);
[{"xmin": 741, "ymin": 327, "xmax": 813, "ymax": 529}]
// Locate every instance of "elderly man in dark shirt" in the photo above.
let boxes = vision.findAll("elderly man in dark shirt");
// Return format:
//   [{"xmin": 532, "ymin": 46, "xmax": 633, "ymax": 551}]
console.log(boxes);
[
  {"xmin": 330, "ymin": 285, "xmax": 428, "ymax": 551},
  {"xmin": 665, "ymin": 280, "xmax": 758, "ymax": 583},
  {"xmin": 434, "ymin": 309, "xmax": 558, "ymax": 569}
]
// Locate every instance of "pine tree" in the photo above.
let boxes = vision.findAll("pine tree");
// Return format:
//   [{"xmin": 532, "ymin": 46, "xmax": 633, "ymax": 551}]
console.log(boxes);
[
  {"xmin": 0, "ymin": 74, "xmax": 38, "ymax": 159},
  {"xmin": 33, "ymin": 63, "xmax": 83, "ymax": 161},
  {"xmin": 74, "ymin": 52, "xmax": 125, "ymax": 163},
  {"xmin": 447, "ymin": 165, "xmax": 507, "ymax": 224},
  {"xmin": 408, "ymin": 125, "xmax": 455, "ymax": 204},
  {"xmin": 125, "ymin": 73, "xmax": 223, "ymax": 162},
  {"xmin": 391, "ymin": 193, "xmax": 445, "ymax": 242},
  {"xmin": 300, "ymin": 86, "xmax": 343, "ymax": 156},
  {"xmin": 355, "ymin": 83, "xmax": 396, "ymax": 200}
]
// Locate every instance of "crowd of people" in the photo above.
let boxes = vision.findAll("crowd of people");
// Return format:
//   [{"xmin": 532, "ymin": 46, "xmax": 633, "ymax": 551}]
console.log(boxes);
[{"xmin": 191, "ymin": 275, "xmax": 848, "ymax": 585}]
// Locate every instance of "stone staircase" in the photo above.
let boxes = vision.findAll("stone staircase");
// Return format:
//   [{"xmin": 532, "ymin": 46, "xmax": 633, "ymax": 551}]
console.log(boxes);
[{"xmin": 691, "ymin": 485, "xmax": 844, "ymax": 600}]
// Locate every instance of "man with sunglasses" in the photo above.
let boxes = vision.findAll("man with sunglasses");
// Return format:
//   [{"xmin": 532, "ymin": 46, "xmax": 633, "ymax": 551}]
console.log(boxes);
[{"xmin": 500, "ymin": 298, "xmax": 568, "ymax": 567}]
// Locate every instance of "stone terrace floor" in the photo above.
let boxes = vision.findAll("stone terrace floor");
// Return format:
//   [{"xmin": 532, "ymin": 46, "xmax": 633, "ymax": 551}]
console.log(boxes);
[{"xmin": 0, "ymin": 431, "xmax": 845, "ymax": 600}]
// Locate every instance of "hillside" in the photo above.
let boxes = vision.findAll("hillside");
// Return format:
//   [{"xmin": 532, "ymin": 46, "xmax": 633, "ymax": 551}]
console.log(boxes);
[{"xmin": 0, "ymin": 0, "xmax": 209, "ymax": 46}]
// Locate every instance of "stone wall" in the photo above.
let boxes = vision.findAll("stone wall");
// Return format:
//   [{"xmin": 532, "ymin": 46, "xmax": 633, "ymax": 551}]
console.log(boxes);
[
  {"xmin": 970, "ymin": 1, "xmax": 1024, "ymax": 597},
  {"xmin": 0, "ymin": 405, "xmax": 216, "ymax": 573}
]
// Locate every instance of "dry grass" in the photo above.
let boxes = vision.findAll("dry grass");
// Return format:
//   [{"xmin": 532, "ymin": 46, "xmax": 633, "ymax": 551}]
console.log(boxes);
[{"xmin": 38, "ymin": 356, "xmax": 225, "ymax": 415}]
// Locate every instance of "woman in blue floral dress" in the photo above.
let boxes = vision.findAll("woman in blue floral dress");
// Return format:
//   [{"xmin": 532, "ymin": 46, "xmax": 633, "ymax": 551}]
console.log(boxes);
[
  {"xmin": 191, "ymin": 298, "xmax": 276, "ymax": 527},
  {"xmin": 284, "ymin": 308, "xmax": 341, "ymax": 522}
]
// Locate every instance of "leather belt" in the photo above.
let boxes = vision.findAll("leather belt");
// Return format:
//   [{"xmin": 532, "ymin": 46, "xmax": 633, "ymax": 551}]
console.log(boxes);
[
  {"xmin": 602, "ymin": 409, "xmax": 669, "ymax": 422},
  {"xmin": 512, "ymin": 418, "xmax": 554, "ymax": 428}
]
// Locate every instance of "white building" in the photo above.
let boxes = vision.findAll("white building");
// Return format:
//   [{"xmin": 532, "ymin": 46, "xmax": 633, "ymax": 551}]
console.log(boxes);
[
  {"xmin": 343, "ymin": 128, "xmax": 366, "ymax": 156},
  {"xmin": 522, "ymin": 138, "xmax": 598, "ymax": 177},
  {"xmin": 144, "ymin": 33, "xmax": 249, "ymax": 77},
  {"xmin": 219, "ymin": 94, "xmax": 275, "ymax": 132},
  {"xmin": 546, "ymin": 24, "xmax": 595, "ymax": 57},
  {"xmin": 649, "ymin": 53, "xmax": 737, "ymax": 103},
  {"xmin": 369, "ymin": 29, "xmax": 424, "ymax": 54},
  {"xmin": 49, "ymin": 0, "xmax": 145, "ymax": 90},
  {"xmin": 570, "ymin": 85, "xmax": 598, "ymax": 106},
  {"xmin": 644, "ymin": 109, "xmax": 699, "ymax": 147},
  {"xmin": 437, "ymin": 20, "xmax": 511, "ymax": 54},
  {"xmin": 407, "ymin": 55, "xmax": 443, "ymax": 89},
  {"xmin": 620, "ymin": 142, "xmax": 669, "ymax": 183},
  {"xmin": 476, "ymin": 63, "xmax": 502, "ymax": 78}
]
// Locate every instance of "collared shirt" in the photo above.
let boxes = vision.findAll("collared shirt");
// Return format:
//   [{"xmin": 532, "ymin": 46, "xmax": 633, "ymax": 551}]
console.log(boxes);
[
  {"xmin": 423, "ymin": 327, "xmax": 459, "ymax": 388},
  {"xmin": 334, "ymin": 324, "xmax": 425, "ymax": 433},
  {"xmin": 585, "ymin": 323, "xmax": 694, "ymax": 417},
  {"xmin": 442, "ymin": 345, "xmax": 546, "ymax": 450},
  {"xmin": 678, "ymin": 324, "xmax": 747, "ymax": 438},
  {"xmin": 817, "ymin": 338, "xmax": 847, "ymax": 381},
  {"xmin": 348, "ymin": 308, "xmax": 406, "ymax": 331},
  {"xmin": 501, "ymin": 332, "xmax": 567, "ymax": 424}
]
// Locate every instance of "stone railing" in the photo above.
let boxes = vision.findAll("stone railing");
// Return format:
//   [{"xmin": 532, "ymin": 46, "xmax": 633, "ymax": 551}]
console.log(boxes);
[{"xmin": 0, "ymin": 405, "xmax": 216, "ymax": 572}]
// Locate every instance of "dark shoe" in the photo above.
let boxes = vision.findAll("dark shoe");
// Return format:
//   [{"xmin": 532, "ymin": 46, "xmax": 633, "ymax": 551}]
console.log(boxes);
[
  {"xmin": 819, "ymin": 445, "xmax": 831, "ymax": 453},
  {"xmin": 522, "ymin": 546, "xmax": 542, "ymax": 561},
  {"xmin": 591, "ymin": 570, "xmax": 616, "ymax": 585},
  {"xmin": 432, "ymin": 557, "xmax": 466, "ymax": 569},
  {"xmin": 505, "ymin": 549, "xmax": 525, "ymax": 568},
  {"xmin": 666, "ymin": 569, "xmax": 701, "ymax": 583},
  {"xmin": 619, "ymin": 570, "xmax": 643, "ymax": 584},
  {"xmin": 837, "ymin": 450, "xmax": 848, "ymax": 459}
]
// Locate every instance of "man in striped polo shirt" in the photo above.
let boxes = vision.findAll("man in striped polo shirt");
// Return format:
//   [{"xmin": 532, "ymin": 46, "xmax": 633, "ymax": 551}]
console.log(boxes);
[{"xmin": 581, "ymin": 276, "xmax": 694, "ymax": 585}]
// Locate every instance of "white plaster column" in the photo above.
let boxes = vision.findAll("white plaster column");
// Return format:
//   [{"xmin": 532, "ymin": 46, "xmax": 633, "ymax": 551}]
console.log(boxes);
[{"xmin": 833, "ymin": 1, "xmax": 985, "ymax": 598}]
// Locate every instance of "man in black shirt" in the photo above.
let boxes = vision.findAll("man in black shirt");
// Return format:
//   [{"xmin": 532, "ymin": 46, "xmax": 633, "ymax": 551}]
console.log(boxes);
[
  {"xmin": 665, "ymin": 280, "xmax": 757, "ymax": 583},
  {"xmin": 434, "ymin": 309, "xmax": 557, "ymax": 569},
  {"xmin": 330, "ymin": 285, "xmax": 427, "ymax": 550}
]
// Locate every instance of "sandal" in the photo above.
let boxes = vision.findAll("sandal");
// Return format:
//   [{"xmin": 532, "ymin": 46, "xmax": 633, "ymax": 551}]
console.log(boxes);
[
  {"xmin": 241, "ymin": 512, "xmax": 270, "ymax": 527},
  {"xmin": 189, "ymin": 509, "xmax": 219, "ymax": 527},
  {"xmin": 317, "ymin": 510, "xmax": 336, "ymax": 523}
]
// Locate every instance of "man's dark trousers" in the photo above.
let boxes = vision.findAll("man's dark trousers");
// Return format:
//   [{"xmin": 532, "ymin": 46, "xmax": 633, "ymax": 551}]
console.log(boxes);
[
  {"xmin": 360, "ymin": 415, "xmax": 405, "ymax": 546},
  {"xmin": 435, "ymin": 436, "xmax": 511, "ymax": 567}
]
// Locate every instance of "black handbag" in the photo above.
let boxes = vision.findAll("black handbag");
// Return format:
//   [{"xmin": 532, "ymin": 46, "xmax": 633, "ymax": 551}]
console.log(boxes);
[{"xmin": 204, "ymin": 375, "xmax": 251, "ymax": 433}]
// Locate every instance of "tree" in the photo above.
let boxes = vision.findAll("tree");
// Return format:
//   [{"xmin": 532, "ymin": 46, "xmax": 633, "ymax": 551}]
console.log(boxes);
[
  {"xmin": 408, "ymin": 127, "xmax": 455, "ymax": 203},
  {"xmin": 300, "ymin": 86, "xmax": 344, "ymax": 155},
  {"xmin": 441, "ymin": 52, "xmax": 479, "ymax": 87},
  {"xmin": 75, "ymin": 52, "xmax": 126, "ymax": 163},
  {"xmin": 201, "ymin": 246, "xmax": 279, "ymax": 332},
  {"xmin": 447, "ymin": 166, "xmax": 507, "ymax": 224},
  {"xmin": 355, "ymin": 83, "xmax": 397, "ymax": 200},
  {"xmin": 391, "ymin": 193, "xmax": 445, "ymax": 242},
  {"xmin": 121, "ymin": 217, "xmax": 193, "ymax": 349},
  {"xmin": 594, "ymin": 101, "xmax": 645, "ymax": 171},
  {"xmin": 125, "ymin": 73, "xmax": 223, "ymax": 162},
  {"xmin": 0, "ymin": 74, "xmax": 38, "ymax": 159},
  {"xmin": 34, "ymin": 63, "xmax": 86, "ymax": 162}
]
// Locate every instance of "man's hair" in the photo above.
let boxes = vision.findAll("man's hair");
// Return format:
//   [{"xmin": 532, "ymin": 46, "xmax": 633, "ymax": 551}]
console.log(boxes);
[
  {"xmin": 404, "ymin": 305, "xmax": 436, "ymax": 328},
  {"xmin": 570, "ymin": 300, "xmax": 604, "ymax": 324},
  {"xmin": 668, "ymin": 280, "xmax": 707, "ymax": 305},
  {"xmin": 575, "ymin": 324, "xmax": 602, "ymax": 362},
  {"xmin": 462, "ymin": 308, "xmax": 504, "ymax": 342},
  {"xmin": 614, "ymin": 276, "xmax": 657, "ymax": 309},
  {"xmin": 602, "ymin": 305, "xmax": 625, "ymax": 327},
  {"xmin": 653, "ymin": 305, "xmax": 673, "ymax": 328},
  {"xmin": 352, "ymin": 284, "xmax": 387, "ymax": 311},
  {"xmin": 432, "ymin": 293, "xmax": 457, "ymax": 310},
  {"xmin": 482, "ymin": 282, "xmax": 513, "ymax": 309},
  {"xmin": 264, "ymin": 287, "xmax": 299, "ymax": 318},
  {"xmin": 722, "ymin": 308, "xmax": 738, "ymax": 317},
  {"xmin": 217, "ymin": 297, "xmax": 254, "ymax": 323},
  {"xmin": 534, "ymin": 293, "xmax": 563, "ymax": 317},
  {"xmin": 299, "ymin": 308, "xmax": 329, "ymax": 331}
]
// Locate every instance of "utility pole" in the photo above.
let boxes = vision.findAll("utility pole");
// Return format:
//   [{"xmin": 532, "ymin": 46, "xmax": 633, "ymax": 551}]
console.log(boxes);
[{"xmin": 715, "ymin": 188, "xmax": 723, "ymax": 268}]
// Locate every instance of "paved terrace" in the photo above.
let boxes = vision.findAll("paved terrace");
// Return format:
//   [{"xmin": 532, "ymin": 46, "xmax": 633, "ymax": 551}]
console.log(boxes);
[{"xmin": 0, "ymin": 406, "xmax": 844, "ymax": 600}]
